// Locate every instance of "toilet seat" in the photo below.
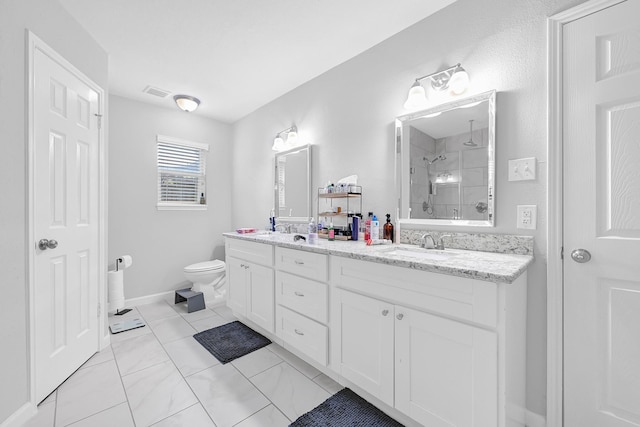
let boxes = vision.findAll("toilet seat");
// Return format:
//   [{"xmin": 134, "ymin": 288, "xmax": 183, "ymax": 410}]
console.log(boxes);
[{"xmin": 184, "ymin": 260, "xmax": 225, "ymax": 273}]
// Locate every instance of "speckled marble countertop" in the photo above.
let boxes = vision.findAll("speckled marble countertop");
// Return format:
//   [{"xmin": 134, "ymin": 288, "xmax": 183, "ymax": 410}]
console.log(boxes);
[{"xmin": 223, "ymin": 231, "xmax": 533, "ymax": 284}]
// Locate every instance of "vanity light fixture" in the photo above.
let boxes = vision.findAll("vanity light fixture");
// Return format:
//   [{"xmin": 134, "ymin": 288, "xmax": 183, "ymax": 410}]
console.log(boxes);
[
  {"xmin": 272, "ymin": 125, "xmax": 298, "ymax": 151},
  {"xmin": 173, "ymin": 95, "xmax": 200, "ymax": 112},
  {"xmin": 403, "ymin": 63, "xmax": 470, "ymax": 110}
]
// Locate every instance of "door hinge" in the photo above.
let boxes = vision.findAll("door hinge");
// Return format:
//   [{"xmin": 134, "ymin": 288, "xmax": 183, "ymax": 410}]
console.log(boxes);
[
  {"xmin": 94, "ymin": 113, "xmax": 103, "ymax": 130},
  {"xmin": 560, "ymin": 246, "xmax": 564, "ymax": 260},
  {"xmin": 97, "ymin": 302, "xmax": 101, "ymax": 317}
]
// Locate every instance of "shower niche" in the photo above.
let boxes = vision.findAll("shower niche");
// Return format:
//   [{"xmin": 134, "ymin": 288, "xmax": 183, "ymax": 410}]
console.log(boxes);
[{"xmin": 396, "ymin": 90, "xmax": 495, "ymax": 226}]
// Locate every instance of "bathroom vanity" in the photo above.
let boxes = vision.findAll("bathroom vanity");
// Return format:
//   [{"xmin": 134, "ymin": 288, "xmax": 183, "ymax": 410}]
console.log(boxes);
[{"xmin": 223, "ymin": 232, "xmax": 532, "ymax": 427}]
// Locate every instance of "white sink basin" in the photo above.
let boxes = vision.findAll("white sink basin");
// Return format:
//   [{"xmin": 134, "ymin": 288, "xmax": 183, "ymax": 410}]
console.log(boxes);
[{"xmin": 382, "ymin": 247, "xmax": 457, "ymax": 261}]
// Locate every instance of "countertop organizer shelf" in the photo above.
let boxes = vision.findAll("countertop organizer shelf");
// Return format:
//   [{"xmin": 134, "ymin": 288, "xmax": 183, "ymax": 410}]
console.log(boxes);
[{"xmin": 317, "ymin": 186, "xmax": 362, "ymax": 239}]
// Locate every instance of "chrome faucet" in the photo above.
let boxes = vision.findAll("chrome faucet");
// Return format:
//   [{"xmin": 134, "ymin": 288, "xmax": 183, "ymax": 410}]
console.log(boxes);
[
  {"xmin": 436, "ymin": 234, "xmax": 452, "ymax": 250},
  {"xmin": 275, "ymin": 223, "xmax": 292, "ymax": 233},
  {"xmin": 420, "ymin": 233, "xmax": 436, "ymax": 249}
]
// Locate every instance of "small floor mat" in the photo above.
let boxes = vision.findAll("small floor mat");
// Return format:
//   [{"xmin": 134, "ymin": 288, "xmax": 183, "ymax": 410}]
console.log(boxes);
[
  {"xmin": 193, "ymin": 321, "xmax": 271, "ymax": 364},
  {"xmin": 109, "ymin": 317, "xmax": 146, "ymax": 334},
  {"xmin": 290, "ymin": 388, "xmax": 404, "ymax": 427}
]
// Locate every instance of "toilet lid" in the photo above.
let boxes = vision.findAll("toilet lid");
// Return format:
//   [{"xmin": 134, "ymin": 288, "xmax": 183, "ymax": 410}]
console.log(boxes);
[{"xmin": 184, "ymin": 260, "xmax": 225, "ymax": 273}]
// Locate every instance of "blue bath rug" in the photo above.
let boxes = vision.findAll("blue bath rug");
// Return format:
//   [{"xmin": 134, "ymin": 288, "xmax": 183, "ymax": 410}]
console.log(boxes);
[
  {"xmin": 193, "ymin": 321, "xmax": 271, "ymax": 364},
  {"xmin": 289, "ymin": 388, "xmax": 404, "ymax": 427}
]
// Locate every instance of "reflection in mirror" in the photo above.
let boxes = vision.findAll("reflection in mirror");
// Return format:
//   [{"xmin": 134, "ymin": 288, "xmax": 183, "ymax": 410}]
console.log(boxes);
[
  {"xmin": 396, "ymin": 90, "xmax": 495, "ymax": 226},
  {"xmin": 274, "ymin": 144, "xmax": 311, "ymax": 222}
]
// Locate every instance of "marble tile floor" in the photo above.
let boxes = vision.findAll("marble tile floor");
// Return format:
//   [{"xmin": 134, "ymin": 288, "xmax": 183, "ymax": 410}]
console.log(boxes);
[{"xmin": 25, "ymin": 299, "xmax": 343, "ymax": 427}]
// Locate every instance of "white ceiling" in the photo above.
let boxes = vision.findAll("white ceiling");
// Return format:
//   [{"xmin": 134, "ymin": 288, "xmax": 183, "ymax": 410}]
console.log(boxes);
[{"xmin": 59, "ymin": 0, "xmax": 456, "ymax": 123}]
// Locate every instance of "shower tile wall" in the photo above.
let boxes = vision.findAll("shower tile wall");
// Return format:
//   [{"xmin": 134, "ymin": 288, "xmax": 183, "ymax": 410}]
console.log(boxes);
[
  {"xmin": 410, "ymin": 127, "xmax": 489, "ymax": 220},
  {"xmin": 409, "ymin": 127, "xmax": 435, "ymax": 219}
]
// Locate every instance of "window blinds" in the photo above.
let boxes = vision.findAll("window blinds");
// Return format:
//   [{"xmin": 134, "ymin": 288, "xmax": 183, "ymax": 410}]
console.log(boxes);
[{"xmin": 157, "ymin": 135, "xmax": 208, "ymax": 206}]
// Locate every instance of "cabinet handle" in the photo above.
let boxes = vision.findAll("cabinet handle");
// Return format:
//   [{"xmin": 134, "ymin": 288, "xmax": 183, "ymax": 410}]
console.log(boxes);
[
  {"xmin": 294, "ymin": 291, "xmax": 305, "ymax": 297},
  {"xmin": 382, "ymin": 309, "xmax": 389, "ymax": 316},
  {"xmin": 294, "ymin": 260, "xmax": 304, "ymax": 265},
  {"xmin": 240, "ymin": 264, "xmax": 245, "ymax": 268},
  {"xmin": 294, "ymin": 329, "xmax": 304, "ymax": 336},
  {"xmin": 396, "ymin": 313, "xmax": 404, "ymax": 320}
]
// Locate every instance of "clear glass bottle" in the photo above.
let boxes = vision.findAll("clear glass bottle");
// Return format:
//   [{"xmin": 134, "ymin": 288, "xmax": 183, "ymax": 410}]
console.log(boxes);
[{"xmin": 308, "ymin": 217, "xmax": 318, "ymax": 244}]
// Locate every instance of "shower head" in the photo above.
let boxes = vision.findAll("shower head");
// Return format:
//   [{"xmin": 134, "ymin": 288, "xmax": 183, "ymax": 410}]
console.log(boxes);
[
  {"xmin": 463, "ymin": 119, "xmax": 478, "ymax": 147},
  {"xmin": 424, "ymin": 154, "xmax": 447, "ymax": 165}
]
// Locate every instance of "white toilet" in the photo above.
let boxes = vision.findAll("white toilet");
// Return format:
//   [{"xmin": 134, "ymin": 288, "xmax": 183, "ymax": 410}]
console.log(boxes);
[{"xmin": 183, "ymin": 259, "xmax": 226, "ymax": 306}]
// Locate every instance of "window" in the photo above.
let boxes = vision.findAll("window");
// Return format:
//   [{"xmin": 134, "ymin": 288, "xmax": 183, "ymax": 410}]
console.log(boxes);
[{"xmin": 157, "ymin": 135, "xmax": 209, "ymax": 210}]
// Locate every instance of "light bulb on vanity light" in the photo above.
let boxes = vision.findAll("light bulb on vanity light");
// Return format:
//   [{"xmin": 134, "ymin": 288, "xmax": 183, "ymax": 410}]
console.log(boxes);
[
  {"xmin": 272, "ymin": 135, "xmax": 285, "ymax": 151},
  {"xmin": 448, "ymin": 65, "xmax": 470, "ymax": 95},
  {"xmin": 286, "ymin": 128, "xmax": 298, "ymax": 147},
  {"xmin": 403, "ymin": 80, "xmax": 429, "ymax": 110}
]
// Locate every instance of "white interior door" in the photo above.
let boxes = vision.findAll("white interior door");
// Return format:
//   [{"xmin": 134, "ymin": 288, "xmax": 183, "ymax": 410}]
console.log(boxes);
[
  {"xmin": 33, "ymin": 47, "xmax": 101, "ymax": 403},
  {"xmin": 563, "ymin": 1, "xmax": 640, "ymax": 425}
]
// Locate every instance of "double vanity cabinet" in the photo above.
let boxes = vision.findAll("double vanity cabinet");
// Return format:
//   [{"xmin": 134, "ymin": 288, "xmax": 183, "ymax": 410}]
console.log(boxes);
[{"xmin": 224, "ymin": 233, "xmax": 531, "ymax": 427}]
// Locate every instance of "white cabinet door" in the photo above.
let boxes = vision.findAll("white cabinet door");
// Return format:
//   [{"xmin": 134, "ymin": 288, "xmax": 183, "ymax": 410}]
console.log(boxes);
[
  {"xmin": 395, "ymin": 306, "xmax": 497, "ymax": 426},
  {"xmin": 336, "ymin": 289, "xmax": 394, "ymax": 406},
  {"xmin": 227, "ymin": 257, "xmax": 247, "ymax": 316},
  {"xmin": 247, "ymin": 262, "xmax": 274, "ymax": 333}
]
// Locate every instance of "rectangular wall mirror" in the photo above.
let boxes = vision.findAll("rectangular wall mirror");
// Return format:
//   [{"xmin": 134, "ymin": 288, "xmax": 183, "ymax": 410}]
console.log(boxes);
[
  {"xmin": 396, "ymin": 90, "xmax": 496, "ymax": 227},
  {"xmin": 274, "ymin": 144, "xmax": 312, "ymax": 222}
]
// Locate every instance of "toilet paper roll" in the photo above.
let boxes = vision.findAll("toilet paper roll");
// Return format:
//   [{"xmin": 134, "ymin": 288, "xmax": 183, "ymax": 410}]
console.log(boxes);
[
  {"xmin": 108, "ymin": 270, "xmax": 125, "ymax": 312},
  {"xmin": 117, "ymin": 255, "xmax": 133, "ymax": 270}
]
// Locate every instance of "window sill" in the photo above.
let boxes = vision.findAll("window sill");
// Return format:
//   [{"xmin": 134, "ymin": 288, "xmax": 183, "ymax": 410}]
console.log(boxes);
[{"xmin": 157, "ymin": 204, "xmax": 208, "ymax": 211}]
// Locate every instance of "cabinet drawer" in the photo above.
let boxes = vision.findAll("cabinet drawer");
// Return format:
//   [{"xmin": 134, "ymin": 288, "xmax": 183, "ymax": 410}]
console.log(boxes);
[
  {"xmin": 275, "ymin": 247, "xmax": 328, "ymax": 282},
  {"xmin": 226, "ymin": 238, "xmax": 273, "ymax": 267},
  {"xmin": 332, "ymin": 256, "xmax": 498, "ymax": 328},
  {"xmin": 276, "ymin": 271, "xmax": 328, "ymax": 324},
  {"xmin": 276, "ymin": 305, "xmax": 328, "ymax": 366}
]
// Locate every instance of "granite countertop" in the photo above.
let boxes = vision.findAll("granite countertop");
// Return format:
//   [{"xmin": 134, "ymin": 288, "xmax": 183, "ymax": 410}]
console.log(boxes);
[{"xmin": 223, "ymin": 231, "xmax": 533, "ymax": 284}]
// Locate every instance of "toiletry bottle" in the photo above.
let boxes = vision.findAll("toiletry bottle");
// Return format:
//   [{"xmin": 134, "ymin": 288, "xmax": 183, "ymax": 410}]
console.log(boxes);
[
  {"xmin": 383, "ymin": 213, "xmax": 395, "ymax": 242},
  {"xmin": 351, "ymin": 216, "xmax": 359, "ymax": 241},
  {"xmin": 370, "ymin": 215, "xmax": 380, "ymax": 241},
  {"xmin": 328, "ymin": 222, "xmax": 335, "ymax": 241},
  {"xmin": 200, "ymin": 193, "xmax": 206, "ymax": 204},
  {"xmin": 364, "ymin": 212, "xmax": 373, "ymax": 241},
  {"xmin": 269, "ymin": 209, "xmax": 276, "ymax": 231},
  {"xmin": 308, "ymin": 217, "xmax": 318, "ymax": 244}
]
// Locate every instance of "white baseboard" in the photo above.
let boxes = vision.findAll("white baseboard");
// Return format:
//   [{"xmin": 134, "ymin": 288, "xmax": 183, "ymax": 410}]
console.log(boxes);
[
  {"xmin": 123, "ymin": 290, "xmax": 174, "ymax": 309},
  {"xmin": 123, "ymin": 290, "xmax": 227, "ymax": 310},
  {"xmin": 526, "ymin": 410, "xmax": 546, "ymax": 427},
  {"xmin": 0, "ymin": 402, "xmax": 36, "ymax": 427}
]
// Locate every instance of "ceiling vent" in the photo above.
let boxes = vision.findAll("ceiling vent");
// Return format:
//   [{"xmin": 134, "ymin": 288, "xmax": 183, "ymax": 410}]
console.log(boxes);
[{"xmin": 142, "ymin": 85, "xmax": 171, "ymax": 98}]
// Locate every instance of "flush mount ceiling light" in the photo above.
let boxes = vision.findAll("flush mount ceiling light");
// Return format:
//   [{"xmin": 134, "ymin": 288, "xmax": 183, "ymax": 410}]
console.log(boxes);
[
  {"xmin": 173, "ymin": 95, "xmax": 200, "ymax": 112},
  {"xmin": 403, "ymin": 63, "xmax": 470, "ymax": 110},
  {"xmin": 272, "ymin": 125, "xmax": 298, "ymax": 151}
]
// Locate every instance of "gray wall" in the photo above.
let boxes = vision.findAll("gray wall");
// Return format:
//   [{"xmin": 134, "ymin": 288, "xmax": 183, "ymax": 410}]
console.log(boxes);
[
  {"xmin": 231, "ymin": 0, "xmax": 586, "ymax": 416},
  {"xmin": 108, "ymin": 95, "xmax": 232, "ymax": 299},
  {"xmin": 0, "ymin": 0, "xmax": 108, "ymax": 422}
]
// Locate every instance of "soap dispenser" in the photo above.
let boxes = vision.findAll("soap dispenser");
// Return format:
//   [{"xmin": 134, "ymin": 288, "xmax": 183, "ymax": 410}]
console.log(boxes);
[{"xmin": 383, "ymin": 213, "xmax": 395, "ymax": 242}]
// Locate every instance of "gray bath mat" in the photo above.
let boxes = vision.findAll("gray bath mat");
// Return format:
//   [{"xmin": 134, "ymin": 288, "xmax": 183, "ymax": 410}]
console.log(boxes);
[
  {"xmin": 289, "ymin": 388, "xmax": 404, "ymax": 427},
  {"xmin": 193, "ymin": 321, "xmax": 271, "ymax": 364}
]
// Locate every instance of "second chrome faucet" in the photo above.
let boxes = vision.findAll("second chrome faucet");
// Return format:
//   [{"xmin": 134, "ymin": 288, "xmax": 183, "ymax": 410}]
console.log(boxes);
[{"xmin": 420, "ymin": 233, "xmax": 452, "ymax": 250}]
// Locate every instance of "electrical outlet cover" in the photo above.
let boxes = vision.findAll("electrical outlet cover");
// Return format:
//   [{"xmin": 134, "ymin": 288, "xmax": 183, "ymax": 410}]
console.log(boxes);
[{"xmin": 517, "ymin": 205, "xmax": 537, "ymax": 229}]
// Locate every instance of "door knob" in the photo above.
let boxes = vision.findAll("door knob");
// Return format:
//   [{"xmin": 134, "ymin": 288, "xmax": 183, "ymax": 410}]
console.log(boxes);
[
  {"xmin": 571, "ymin": 248, "xmax": 591, "ymax": 263},
  {"xmin": 396, "ymin": 313, "xmax": 404, "ymax": 320},
  {"xmin": 38, "ymin": 239, "xmax": 58, "ymax": 250}
]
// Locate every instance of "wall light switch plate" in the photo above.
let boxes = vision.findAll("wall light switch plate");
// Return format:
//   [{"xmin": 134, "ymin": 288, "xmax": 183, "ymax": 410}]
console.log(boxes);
[
  {"xmin": 508, "ymin": 157, "xmax": 537, "ymax": 181},
  {"xmin": 517, "ymin": 205, "xmax": 537, "ymax": 230}
]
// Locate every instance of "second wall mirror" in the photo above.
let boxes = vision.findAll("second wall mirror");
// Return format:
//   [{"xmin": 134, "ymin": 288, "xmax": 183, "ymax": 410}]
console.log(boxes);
[
  {"xmin": 274, "ymin": 144, "xmax": 312, "ymax": 222},
  {"xmin": 396, "ymin": 90, "xmax": 496, "ymax": 227}
]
